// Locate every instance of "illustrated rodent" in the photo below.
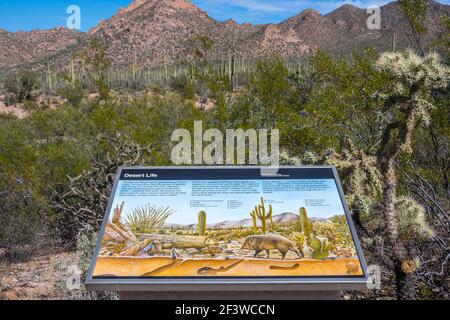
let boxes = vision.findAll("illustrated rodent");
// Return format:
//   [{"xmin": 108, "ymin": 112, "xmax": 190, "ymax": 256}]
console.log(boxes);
[{"xmin": 241, "ymin": 235, "xmax": 303, "ymax": 259}]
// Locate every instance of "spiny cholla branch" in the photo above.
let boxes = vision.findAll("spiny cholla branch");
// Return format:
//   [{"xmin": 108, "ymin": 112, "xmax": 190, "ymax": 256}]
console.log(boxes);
[{"xmin": 52, "ymin": 134, "xmax": 153, "ymax": 233}]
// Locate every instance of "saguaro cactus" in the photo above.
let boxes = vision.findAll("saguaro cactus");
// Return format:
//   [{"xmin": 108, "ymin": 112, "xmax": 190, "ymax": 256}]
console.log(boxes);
[
  {"xmin": 255, "ymin": 197, "xmax": 272, "ymax": 234},
  {"xmin": 198, "ymin": 210, "xmax": 207, "ymax": 236},
  {"xmin": 46, "ymin": 58, "xmax": 53, "ymax": 91},
  {"xmin": 299, "ymin": 207, "xmax": 313, "ymax": 244},
  {"xmin": 250, "ymin": 209, "xmax": 258, "ymax": 234},
  {"xmin": 69, "ymin": 54, "xmax": 76, "ymax": 86}
]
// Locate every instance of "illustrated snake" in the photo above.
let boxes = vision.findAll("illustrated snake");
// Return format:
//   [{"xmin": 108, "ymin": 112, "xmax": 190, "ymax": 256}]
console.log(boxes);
[
  {"xmin": 196, "ymin": 259, "xmax": 244, "ymax": 276},
  {"xmin": 269, "ymin": 263, "xmax": 300, "ymax": 271},
  {"xmin": 141, "ymin": 259, "xmax": 184, "ymax": 276}
]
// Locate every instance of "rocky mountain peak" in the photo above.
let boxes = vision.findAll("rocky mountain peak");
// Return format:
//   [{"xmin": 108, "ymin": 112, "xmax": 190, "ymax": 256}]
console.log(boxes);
[{"xmin": 1, "ymin": 0, "xmax": 449, "ymax": 71}]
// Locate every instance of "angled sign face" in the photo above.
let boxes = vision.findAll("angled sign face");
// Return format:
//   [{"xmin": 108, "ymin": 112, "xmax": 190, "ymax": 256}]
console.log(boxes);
[{"xmin": 86, "ymin": 166, "xmax": 368, "ymax": 291}]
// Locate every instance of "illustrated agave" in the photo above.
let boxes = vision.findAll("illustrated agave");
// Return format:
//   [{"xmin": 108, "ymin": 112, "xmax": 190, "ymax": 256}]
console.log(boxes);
[{"xmin": 125, "ymin": 203, "xmax": 174, "ymax": 234}]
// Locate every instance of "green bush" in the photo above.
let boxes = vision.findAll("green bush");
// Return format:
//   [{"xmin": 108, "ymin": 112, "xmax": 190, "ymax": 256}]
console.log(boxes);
[
  {"xmin": 58, "ymin": 80, "xmax": 85, "ymax": 107},
  {"xmin": 0, "ymin": 177, "xmax": 43, "ymax": 262},
  {"xmin": 169, "ymin": 74, "xmax": 196, "ymax": 100},
  {"xmin": 4, "ymin": 70, "xmax": 39, "ymax": 103}
]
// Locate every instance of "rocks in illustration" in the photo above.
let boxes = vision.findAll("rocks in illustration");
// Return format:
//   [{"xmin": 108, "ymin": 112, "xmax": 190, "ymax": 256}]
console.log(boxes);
[
  {"xmin": 201, "ymin": 245, "xmax": 224, "ymax": 256},
  {"xmin": 139, "ymin": 234, "xmax": 216, "ymax": 251},
  {"xmin": 103, "ymin": 201, "xmax": 137, "ymax": 246},
  {"xmin": 120, "ymin": 238, "xmax": 154, "ymax": 256},
  {"xmin": 241, "ymin": 235, "xmax": 303, "ymax": 259},
  {"xmin": 142, "ymin": 240, "xmax": 163, "ymax": 255},
  {"xmin": 198, "ymin": 210, "xmax": 206, "ymax": 236},
  {"xmin": 117, "ymin": 234, "xmax": 216, "ymax": 257},
  {"xmin": 346, "ymin": 261, "xmax": 360, "ymax": 275}
]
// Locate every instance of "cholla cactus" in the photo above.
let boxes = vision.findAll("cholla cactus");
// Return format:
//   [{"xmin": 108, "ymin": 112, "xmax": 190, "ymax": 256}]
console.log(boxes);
[
  {"xmin": 279, "ymin": 151, "xmax": 301, "ymax": 165},
  {"xmin": 326, "ymin": 139, "xmax": 383, "ymax": 206},
  {"xmin": 376, "ymin": 50, "xmax": 449, "ymax": 91},
  {"xmin": 302, "ymin": 150, "xmax": 320, "ymax": 165},
  {"xmin": 374, "ymin": 51, "xmax": 448, "ymax": 298},
  {"xmin": 396, "ymin": 196, "xmax": 434, "ymax": 241},
  {"xmin": 376, "ymin": 51, "xmax": 449, "ymax": 152}
]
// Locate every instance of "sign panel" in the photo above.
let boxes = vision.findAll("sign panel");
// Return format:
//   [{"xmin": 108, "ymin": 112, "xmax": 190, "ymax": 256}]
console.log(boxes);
[{"xmin": 86, "ymin": 166, "xmax": 368, "ymax": 290}]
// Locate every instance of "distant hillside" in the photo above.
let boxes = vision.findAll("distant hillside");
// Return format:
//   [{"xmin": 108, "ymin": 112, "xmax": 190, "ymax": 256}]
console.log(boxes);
[
  {"xmin": 0, "ymin": 27, "xmax": 86, "ymax": 70},
  {"xmin": 164, "ymin": 212, "xmax": 328, "ymax": 230},
  {"xmin": 0, "ymin": 0, "xmax": 448, "ymax": 71}
]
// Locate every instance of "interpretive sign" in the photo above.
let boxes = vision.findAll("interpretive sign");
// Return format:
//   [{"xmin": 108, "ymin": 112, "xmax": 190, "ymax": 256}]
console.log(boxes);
[{"xmin": 86, "ymin": 166, "xmax": 368, "ymax": 292}]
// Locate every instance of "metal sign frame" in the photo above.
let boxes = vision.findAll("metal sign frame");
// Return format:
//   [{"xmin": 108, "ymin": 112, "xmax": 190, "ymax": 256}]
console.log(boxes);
[{"xmin": 85, "ymin": 166, "xmax": 369, "ymax": 292}]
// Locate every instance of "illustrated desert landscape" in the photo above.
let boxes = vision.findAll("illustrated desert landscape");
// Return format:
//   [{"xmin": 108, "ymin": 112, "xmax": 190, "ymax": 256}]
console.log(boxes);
[{"xmin": 94, "ymin": 197, "xmax": 362, "ymax": 277}]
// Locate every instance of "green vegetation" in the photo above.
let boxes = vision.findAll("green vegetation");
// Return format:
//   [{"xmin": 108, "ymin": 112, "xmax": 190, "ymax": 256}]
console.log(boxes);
[
  {"xmin": 0, "ymin": 3, "xmax": 449, "ymax": 298},
  {"xmin": 4, "ymin": 70, "xmax": 38, "ymax": 104},
  {"xmin": 310, "ymin": 237, "xmax": 333, "ymax": 260},
  {"xmin": 125, "ymin": 204, "xmax": 174, "ymax": 234}
]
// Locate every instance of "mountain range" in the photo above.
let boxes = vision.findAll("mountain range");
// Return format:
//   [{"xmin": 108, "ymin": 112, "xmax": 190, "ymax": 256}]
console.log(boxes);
[
  {"xmin": 0, "ymin": 0, "xmax": 448, "ymax": 71},
  {"xmin": 164, "ymin": 212, "xmax": 326, "ymax": 230}
]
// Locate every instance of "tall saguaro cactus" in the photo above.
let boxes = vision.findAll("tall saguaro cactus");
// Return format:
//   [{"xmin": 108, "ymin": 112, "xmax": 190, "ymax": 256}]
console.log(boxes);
[
  {"xmin": 46, "ymin": 58, "xmax": 53, "ymax": 91},
  {"xmin": 198, "ymin": 210, "xmax": 207, "ymax": 236},
  {"xmin": 299, "ymin": 207, "xmax": 313, "ymax": 244},
  {"xmin": 255, "ymin": 197, "xmax": 272, "ymax": 234},
  {"xmin": 250, "ymin": 209, "xmax": 258, "ymax": 234}
]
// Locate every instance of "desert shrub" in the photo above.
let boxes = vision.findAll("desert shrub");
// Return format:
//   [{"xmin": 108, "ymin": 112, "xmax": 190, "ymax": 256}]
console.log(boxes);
[
  {"xmin": 51, "ymin": 134, "xmax": 153, "ymax": 244},
  {"xmin": 0, "ymin": 177, "xmax": 44, "ymax": 262},
  {"xmin": 150, "ymin": 82, "xmax": 166, "ymax": 95},
  {"xmin": 56, "ymin": 226, "xmax": 118, "ymax": 300},
  {"xmin": 58, "ymin": 80, "xmax": 85, "ymax": 107},
  {"xmin": 76, "ymin": 226, "xmax": 98, "ymax": 275},
  {"xmin": 169, "ymin": 74, "xmax": 196, "ymax": 100},
  {"xmin": 4, "ymin": 70, "xmax": 39, "ymax": 103}
]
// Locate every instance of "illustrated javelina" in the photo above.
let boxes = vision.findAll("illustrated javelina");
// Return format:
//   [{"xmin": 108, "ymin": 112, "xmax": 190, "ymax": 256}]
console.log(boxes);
[{"xmin": 241, "ymin": 235, "xmax": 303, "ymax": 259}]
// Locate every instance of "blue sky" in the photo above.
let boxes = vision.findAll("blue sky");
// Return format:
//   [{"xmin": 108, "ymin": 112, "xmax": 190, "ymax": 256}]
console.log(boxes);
[
  {"xmin": 1, "ymin": 0, "xmax": 449, "ymax": 32},
  {"xmin": 108, "ymin": 179, "xmax": 346, "ymax": 225}
]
